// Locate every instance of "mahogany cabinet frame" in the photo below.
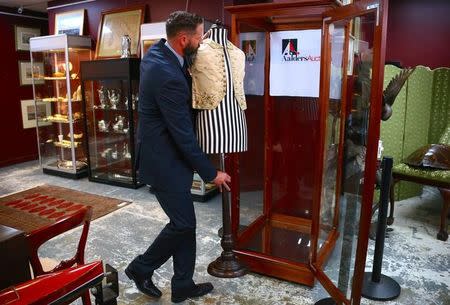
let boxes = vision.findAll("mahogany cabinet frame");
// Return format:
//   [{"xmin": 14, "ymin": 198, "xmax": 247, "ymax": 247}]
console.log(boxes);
[{"xmin": 226, "ymin": 0, "xmax": 388, "ymax": 304}]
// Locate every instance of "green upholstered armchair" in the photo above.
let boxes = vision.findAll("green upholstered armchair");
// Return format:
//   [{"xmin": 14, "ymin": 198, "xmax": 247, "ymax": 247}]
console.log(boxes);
[
  {"xmin": 381, "ymin": 66, "xmax": 450, "ymax": 200},
  {"xmin": 388, "ymin": 125, "xmax": 450, "ymax": 241}
]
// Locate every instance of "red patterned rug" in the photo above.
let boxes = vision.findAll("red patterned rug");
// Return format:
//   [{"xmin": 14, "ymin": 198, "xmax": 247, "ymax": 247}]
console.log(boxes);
[{"xmin": 0, "ymin": 184, "xmax": 131, "ymax": 233}]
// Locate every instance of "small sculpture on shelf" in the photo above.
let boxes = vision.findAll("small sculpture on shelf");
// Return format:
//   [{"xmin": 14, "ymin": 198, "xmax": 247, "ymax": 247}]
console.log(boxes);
[
  {"xmin": 97, "ymin": 86, "xmax": 108, "ymax": 109},
  {"xmin": 98, "ymin": 120, "xmax": 109, "ymax": 132},
  {"xmin": 113, "ymin": 115, "xmax": 126, "ymax": 133},
  {"xmin": 132, "ymin": 93, "xmax": 138, "ymax": 110},
  {"xmin": 72, "ymin": 85, "xmax": 82, "ymax": 101},
  {"xmin": 100, "ymin": 148, "xmax": 112, "ymax": 159},
  {"xmin": 123, "ymin": 143, "xmax": 131, "ymax": 159},
  {"xmin": 125, "ymin": 93, "xmax": 138, "ymax": 110},
  {"xmin": 122, "ymin": 121, "xmax": 129, "ymax": 134},
  {"xmin": 73, "ymin": 112, "xmax": 82, "ymax": 120},
  {"xmin": 111, "ymin": 144, "xmax": 119, "ymax": 160},
  {"xmin": 121, "ymin": 35, "xmax": 131, "ymax": 58},
  {"xmin": 108, "ymin": 89, "xmax": 121, "ymax": 110}
]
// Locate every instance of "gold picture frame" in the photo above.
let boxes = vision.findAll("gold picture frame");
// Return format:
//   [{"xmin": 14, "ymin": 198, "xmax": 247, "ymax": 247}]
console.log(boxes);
[
  {"xmin": 95, "ymin": 6, "xmax": 145, "ymax": 59},
  {"xmin": 142, "ymin": 39, "xmax": 159, "ymax": 56},
  {"xmin": 54, "ymin": 9, "xmax": 85, "ymax": 35},
  {"xmin": 140, "ymin": 22, "xmax": 166, "ymax": 58}
]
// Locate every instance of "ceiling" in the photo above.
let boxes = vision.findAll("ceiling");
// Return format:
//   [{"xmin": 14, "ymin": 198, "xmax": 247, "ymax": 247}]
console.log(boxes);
[{"xmin": 0, "ymin": 0, "xmax": 47, "ymax": 13}]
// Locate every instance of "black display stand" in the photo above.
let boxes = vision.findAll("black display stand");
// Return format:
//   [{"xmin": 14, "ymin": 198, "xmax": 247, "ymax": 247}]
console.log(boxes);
[
  {"xmin": 314, "ymin": 297, "xmax": 336, "ymax": 305},
  {"xmin": 362, "ymin": 157, "xmax": 401, "ymax": 301},
  {"xmin": 43, "ymin": 167, "xmax": 88, "ymax": 179},
  {"xmin": 81, "ymin": 58, "xmax": 142, "ymax": 189}
]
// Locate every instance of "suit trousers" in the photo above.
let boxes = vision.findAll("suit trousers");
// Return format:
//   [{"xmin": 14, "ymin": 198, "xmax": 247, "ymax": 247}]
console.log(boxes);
[{"xmin": 129, "ymin": 189, "xmax": 196, "ymax": 293}]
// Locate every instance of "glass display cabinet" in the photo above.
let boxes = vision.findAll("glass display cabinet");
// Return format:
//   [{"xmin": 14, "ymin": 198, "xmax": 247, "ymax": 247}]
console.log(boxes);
[
  {"xmin": 225, "ymin": 0, "xmax": 388, "ymax": 304},
  {"xmin": 81, "ymin": 57, "xmax": 217, "ymax": 194},
  {"xmin": 81, "ymin": 58, "xmax": 141, "ymax": 188},
  {"xmin": 30, "ymin": 34, "xmax": 92, "ymax": 179}
]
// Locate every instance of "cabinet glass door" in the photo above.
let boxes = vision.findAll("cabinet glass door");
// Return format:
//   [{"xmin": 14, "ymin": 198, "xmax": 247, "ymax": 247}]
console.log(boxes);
[
  {"xmin": 234, "ymin": 24, "xmax": 266, "ymax": 248},
  {"xmin": 313, "ymin": 1, "xmax": 388, "ymax": 304},
  {"xmin": 84, "ymin": 79, "xmax": 138, "ymax": 185}
]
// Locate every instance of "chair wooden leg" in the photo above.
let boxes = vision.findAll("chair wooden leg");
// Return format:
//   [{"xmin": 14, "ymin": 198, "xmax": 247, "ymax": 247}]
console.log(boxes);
[
  {"xmin": 437, "ymin": 188, "xmax": 449, "ymax": 241},
  {"xmin": 81, "ymin": 290, "xmax": 91, "ymax": 305},
  {"xmin": 387, "ymin": 178, "xmax": 399, "ymax": 225}
]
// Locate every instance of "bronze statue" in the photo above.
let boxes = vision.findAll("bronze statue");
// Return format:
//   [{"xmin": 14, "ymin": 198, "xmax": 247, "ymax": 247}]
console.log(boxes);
[{"xmin": 381, "ymin": 67, "xmax": 415, "ymax": 121}]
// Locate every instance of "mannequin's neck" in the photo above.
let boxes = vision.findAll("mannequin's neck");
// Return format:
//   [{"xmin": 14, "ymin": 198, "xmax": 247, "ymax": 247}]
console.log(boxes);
[{"xmin": 210, "ymin": 27, "xmax": 228, "ymax": 46}]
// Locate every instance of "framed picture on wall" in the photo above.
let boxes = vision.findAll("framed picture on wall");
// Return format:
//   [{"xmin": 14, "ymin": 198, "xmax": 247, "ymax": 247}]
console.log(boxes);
[
  {"xmin": 140, "ymin": 22, "xmax": 166, "ymax": 58},
  {"xmin": 15, "ymin": 26, "xmax": 41, "ymax": 51},
  {"xmin": 96, "ymin": 6, "xmax": 145, "ymax": 59},
  {"xmin": 141, "ymin": 39, "xmax": 159, "ymax": 56},
  {"xmin": 18, "ymin": 61, "xmax": 45, "ymax": 86},
  {"xmin": 21, "ymin": 99, "xmax": 51, "ymax": 129},
  {"xmin": 54, "ymin": 9, "xmax": 85, "ymax": 35}
]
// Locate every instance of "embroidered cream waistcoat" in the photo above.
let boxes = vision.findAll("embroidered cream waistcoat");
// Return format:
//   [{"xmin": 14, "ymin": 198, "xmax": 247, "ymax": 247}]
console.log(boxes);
[{"xmin": 191, "ymin": 38, "xmax": 247, "ymax": 110}]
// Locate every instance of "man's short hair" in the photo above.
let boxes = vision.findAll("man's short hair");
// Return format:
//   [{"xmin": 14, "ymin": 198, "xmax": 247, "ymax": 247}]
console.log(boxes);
[{"xmin": 166, "ymin": 11, "xmax": 203, "ymax": 38}]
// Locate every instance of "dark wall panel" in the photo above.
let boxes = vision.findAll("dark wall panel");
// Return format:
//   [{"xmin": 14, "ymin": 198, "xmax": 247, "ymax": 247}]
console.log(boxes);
[
  {"xmin": 4, "ymin": 0, "xmax": 448, "ymax": 168},
  {"xmin": 47, "ymin": 0, "xmax": 225, "ymax": 43},
  {"xmin": 0, "ymin": 10, "xmax": 48, "ymax": 167},
  {"xmin": 386, "ymin": 0, "xmax": 450, "ymax": 68}
]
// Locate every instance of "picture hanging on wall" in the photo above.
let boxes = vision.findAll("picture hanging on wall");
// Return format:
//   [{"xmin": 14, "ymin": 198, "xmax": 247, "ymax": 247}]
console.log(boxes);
[
  {"xmin": 21, "ymin": 99, "xmax": 51, "ymax": 129},
  {"xmin": 54, "ymin": 9, "xmax": 85, "ymax": 35},
  {"xmin": 15, "ymin": 26, "xmax": 41, "ymax": 51},
  {"xmin": 140, "ymin": 22, "xmax": 166, "ymax": 58},
  {"xmin": 18, "ymin": 61, "xmax": 44, "ymax": 86},
  {"xmin": 96, "ymin": 6, "xmax": 145, "ymax": 59}
]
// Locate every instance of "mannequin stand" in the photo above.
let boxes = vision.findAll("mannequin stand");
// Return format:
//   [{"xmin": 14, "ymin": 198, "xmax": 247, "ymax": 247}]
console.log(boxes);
[
  {"xmin": 314, "ymin": 297, "xmax": 336, "ymax": 305},
  {"xmin": 362, "ymin": 157, "xmax": 400, "ymax": 301},
  {"xmin": 208, "ymin": 153, "xmax": 247, "ymax": 277}
]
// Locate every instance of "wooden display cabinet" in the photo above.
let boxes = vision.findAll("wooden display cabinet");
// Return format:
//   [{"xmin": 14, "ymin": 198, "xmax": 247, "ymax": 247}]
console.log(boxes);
[{"xmin": 226, "ymin": 1, "xmax": 388, "ymax": 304}]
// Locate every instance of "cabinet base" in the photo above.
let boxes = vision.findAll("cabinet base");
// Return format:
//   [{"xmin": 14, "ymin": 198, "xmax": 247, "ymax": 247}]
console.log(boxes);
[
  {"xmin": 88, "ymin": 177, "xmax": 143, "ymax": 189},
  {"xmin": 43, "ymin": 167, "xmax": 88, "ymax": 179},
  {"xmin": 89, "ymin": 172, "xmax": 143, "ymax": 189}
]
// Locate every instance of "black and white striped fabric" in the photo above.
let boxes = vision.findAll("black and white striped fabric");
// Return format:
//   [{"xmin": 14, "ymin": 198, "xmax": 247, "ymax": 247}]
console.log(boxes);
[{"xmin": 196, "ymin": 26, "xmax": 248, "ymax": 154}]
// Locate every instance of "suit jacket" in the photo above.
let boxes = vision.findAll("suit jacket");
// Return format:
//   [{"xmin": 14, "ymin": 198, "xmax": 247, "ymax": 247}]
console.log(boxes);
[{"xmin": 136, "ymin": 39, "xmax": 216, "ymax": 192}]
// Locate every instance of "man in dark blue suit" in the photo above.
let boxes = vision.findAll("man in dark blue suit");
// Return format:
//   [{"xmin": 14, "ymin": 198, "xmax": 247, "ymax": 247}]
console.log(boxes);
[{"xmin": 125, "ymin": 11, "xmax": 231, "ymax": 303}]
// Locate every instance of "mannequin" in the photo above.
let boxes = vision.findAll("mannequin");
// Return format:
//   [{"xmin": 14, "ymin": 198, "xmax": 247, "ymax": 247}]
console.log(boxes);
[
  {"xmin": 193, "ymin": 24, "xmax": 248, "ymax": 154},
  {"xmin": 191, "ymin": 23, "xmax": 248, "ymax": 277}
]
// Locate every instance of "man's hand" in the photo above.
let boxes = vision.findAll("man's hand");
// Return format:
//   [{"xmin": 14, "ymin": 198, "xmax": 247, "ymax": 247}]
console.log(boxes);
[{"xmin": 213, "ymin": 171, "xmax": 231, "ymax": 192}]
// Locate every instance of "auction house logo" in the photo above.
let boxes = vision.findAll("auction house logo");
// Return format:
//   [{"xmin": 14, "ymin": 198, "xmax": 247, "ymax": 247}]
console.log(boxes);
[{"xmin": 282, "ymin": 38, "xmax": 320, "ymax": 62}]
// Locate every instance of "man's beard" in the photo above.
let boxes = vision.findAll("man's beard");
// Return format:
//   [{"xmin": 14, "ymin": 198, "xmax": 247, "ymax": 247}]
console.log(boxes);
[{"xmin": 183, "ymin": 43, "xmax": 198, "ymax": 67}]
